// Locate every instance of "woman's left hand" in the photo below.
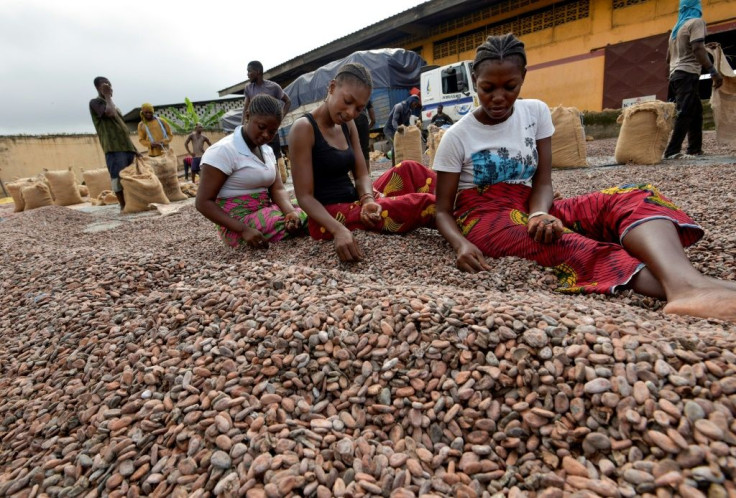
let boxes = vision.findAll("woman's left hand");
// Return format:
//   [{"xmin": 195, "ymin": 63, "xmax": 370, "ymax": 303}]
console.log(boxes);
[
  {"xmin": 284, "ymin": 211, "xmax": 301, "ymax": 232},
  {"xmin": 360, "ymin": 201, "xmax": 382, "ymax": 227},
  {"xmin": 528, "ymin": 214, "xmax": 565, "ymax": 244}
]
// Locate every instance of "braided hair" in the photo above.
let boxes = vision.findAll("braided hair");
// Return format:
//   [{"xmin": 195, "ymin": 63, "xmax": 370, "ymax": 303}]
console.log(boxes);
[
  {"xmin": 473, "ymin": 33, "xmax": 527, "ymax": 72},
  {"xmin": 248, "ymin": 94, "xmax": 283, "ymax": 121},
  {"xmin": 335, "ymin": 62, "xmax": 373, "ymax": 89}
]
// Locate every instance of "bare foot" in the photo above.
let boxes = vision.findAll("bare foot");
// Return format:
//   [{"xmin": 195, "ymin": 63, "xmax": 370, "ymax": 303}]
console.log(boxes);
[
  {"xmin": 663, "ymin": 287, "xmax": 736, "ymax": 322},
  {"xmin": 708, "ymin": 277, "xmax": 736, "ymax": 291}
]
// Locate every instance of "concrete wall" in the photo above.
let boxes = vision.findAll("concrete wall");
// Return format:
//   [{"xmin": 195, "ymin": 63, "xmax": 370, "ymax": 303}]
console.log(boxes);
[{"xmin": 0, "ymin": 132, "xmax": 228, "ymax": 186}]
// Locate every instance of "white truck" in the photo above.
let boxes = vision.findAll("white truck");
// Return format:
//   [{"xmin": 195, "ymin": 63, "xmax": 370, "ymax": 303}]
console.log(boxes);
[{"xmin": 419, "ymin": 61, "xmax": 478, "ymax": 129}]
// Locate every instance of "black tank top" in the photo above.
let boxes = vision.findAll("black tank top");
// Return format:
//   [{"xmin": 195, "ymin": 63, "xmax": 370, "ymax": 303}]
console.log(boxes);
[{"xmin": 305, "ymin": 113, "xmax": 358, "ymax": 205}]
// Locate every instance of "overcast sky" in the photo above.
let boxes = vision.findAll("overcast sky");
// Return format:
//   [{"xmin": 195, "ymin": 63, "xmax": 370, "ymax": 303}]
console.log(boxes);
[{"xmin": 1, "ymin": 0, "xmax": 424, "ymax": 135}]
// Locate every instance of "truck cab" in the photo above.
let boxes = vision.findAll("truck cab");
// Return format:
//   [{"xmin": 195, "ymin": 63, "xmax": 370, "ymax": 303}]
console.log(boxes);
[{"xmin": 420, "ymin": 61, "xmax": 477, "ymax": 129}]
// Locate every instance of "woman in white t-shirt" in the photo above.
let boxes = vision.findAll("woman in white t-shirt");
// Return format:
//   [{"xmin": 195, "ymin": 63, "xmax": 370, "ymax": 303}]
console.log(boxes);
[
  {"xmin": 196, "ymin": 95, "xmax": 306, "ymax": 249},
  {"xmin": 434, "ymin": 33, "xmax": 736, "ymax": 322}
]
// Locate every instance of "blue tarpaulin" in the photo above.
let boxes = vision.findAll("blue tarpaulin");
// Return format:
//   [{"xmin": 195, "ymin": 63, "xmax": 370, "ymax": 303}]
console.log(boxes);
[{"xmin": 284, "ymin": 48, "xmax": 425, "ymax": 108}]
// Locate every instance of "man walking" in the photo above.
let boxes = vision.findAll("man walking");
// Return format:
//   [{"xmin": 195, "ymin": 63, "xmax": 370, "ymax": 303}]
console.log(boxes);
[
  {"xmin": 89, "ymin": 77, "xmax": 139, "ymax": 209},
  {"xmin": 184, "ymin": 123, "xmax": 211, "ymax": 183},
  {"xmin": 664, "ymin": 0, "xmax": 723, "ymax": 159}
]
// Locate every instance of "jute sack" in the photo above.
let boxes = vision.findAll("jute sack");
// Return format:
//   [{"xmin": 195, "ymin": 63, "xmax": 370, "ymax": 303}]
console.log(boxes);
[
  {"xmin": 707, "ymin": 43, "xmax": 736, "ymax": 147},
  {"xmin": 44, "ymin": 168, "xmax": 84, "ymax": 206},
  {"xmin": 90, "ymin": 190, "xmax": 120, "ymax": 206},
  {"xmin": 147, "ymin": 148, "xmax": 187, "ymax": 202},
  {"xmin": 21, "ymin": 182, "xmax": 54, "ymax": 210},
  {"xmin": 119, "ymin": 159, "xmax": 169, "ymax": 213},
  {"xmin": 82, "ymin": 168, "xmax": 112, "ymax": 200},
  {"xmin": 614, "ymin": 101, "xmax": 675, "ymax": 165},
  {"xmin": 550, "ymin": 106, "xmax": 587, "ymax": 168},
  {"xmin": 278, "ymin": 157, "xmax": 288, "ymax": 183},
  {"xmin": 426, "ymin": 125, "xmax": 446, "ymax": 169},
  {"xmin": 78, "ymin": 185, "xmax": 89, "ymax": 198},
  {"xmin": 394, "ymin": 125, "xmax": 424, "ymax": 165},
  {"xmin": 7, "ymin": 178, "xmax": 34, "ymax": 212}
]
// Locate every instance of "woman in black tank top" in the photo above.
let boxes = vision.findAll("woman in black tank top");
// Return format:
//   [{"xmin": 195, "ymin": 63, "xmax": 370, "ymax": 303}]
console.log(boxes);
[{"xmin": 289, "ymin": 63, "xmax": 437, "ymax": 263}]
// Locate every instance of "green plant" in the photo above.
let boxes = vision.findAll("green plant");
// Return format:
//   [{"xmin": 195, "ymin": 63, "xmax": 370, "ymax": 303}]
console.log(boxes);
[{"xmin": 166, "ymin": 98, "xmax": 226, "ymax": 133}]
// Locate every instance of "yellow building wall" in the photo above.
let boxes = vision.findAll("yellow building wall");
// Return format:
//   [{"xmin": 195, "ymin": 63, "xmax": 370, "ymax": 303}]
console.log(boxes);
[
  {"xmin": 0, "ymin": 132, "xmax": 228, "ymax": 187},
  {"xmin": 414, "ymin": 0, "xmax": 735, "ymax": 111}
]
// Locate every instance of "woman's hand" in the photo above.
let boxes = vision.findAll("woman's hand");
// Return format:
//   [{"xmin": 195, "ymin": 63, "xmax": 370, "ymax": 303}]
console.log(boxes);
[
  {"xmin": 283, "ymin": 211, "xmax": 301, "ymax": 232},
  {"xmin": 528, "ymin": 214, "xmax": 564, "ymax": 244},
  {"xmin": 241, "ymin": 226, "xmax": 269, "ymax": 249},
  {"xmin": 360, "ymin": 200, "xmax": 382, "ymax": 227},
  {"xmin": 456, "ymin": 240, "xmax": 491, "ymax": 273},
  {"xmin": 334, "ymin": 227, "xmax": 363, "ymax": 262}
]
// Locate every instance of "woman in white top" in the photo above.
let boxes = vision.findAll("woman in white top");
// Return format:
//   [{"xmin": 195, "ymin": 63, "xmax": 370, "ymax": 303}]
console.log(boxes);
[
  {"xmin": 434, "ymin": 33, "xmax": 736, "ymax": 322},
  {"xmin": 196, "ymin": 95, "xmax": 306, "ymax": 249}
]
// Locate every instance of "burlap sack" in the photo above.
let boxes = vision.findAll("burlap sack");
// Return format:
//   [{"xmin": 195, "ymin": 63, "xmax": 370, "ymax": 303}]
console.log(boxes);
[
  {"xmin": 6, "ymin": 178, "xmax": 34, "ymax": 212},
  {"xmin": 44, "ymin": 168, "xmax": 84, "ymax": 206},
  {"xmin": 82, "ymin": 168, "xmax": 112, "ymax": 200},
  {"xmin": 707, "ymin": 43, "xmax": 736, "ymax": 147},
  {"xmin": 614, "ymin": 101, "xmax": 675, "ymax": 165},
  {"xmin": 425, "ymin": 125, "xmax": 446, "ymax": 169},
  {"xmin": 21, "ymin": 182, "xmax": 54, "ymax": 210},
  {"xmin": 78, "ymin": 185, "xmax": 89, "ymax": 198},
  {"xmin": 394, "ymin": 124, "xmax": 424, "ymax": 165},
  {"xmin": 147, "ymin": 148, "xmax": 187, "ymax": 202},
  {"xmin": 90, "ymin": 190, "xmax": 120, "ymax": 206},
  {"xmin": 119, "ymin": 159, "xmax": 169, "ymax": 213},
  {"xmin": 550, "ymin": 106, "xmax": 587, "ymax": 168},
  {"xmin": 278, "ymin": 157, "xmax": 288, "ymax": 183}
]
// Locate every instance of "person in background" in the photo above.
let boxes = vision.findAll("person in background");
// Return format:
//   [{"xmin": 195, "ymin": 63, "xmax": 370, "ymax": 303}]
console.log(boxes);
[
  {"xmin": 185, "ymin": 123, "xmax": 211, "ymax": 183},
  {"xmin": 241, "ymin": 60, "xmax": 291, "ymax": 163},
  {"xmin": 289, "ymin": 63, "xmax": 436, "ymax": 263},
  {"xmin": 88, "ymin": 76, "xmax": 140, "ymax": 209},
  {"xmin": 196, "ymin": 95, "xmax": 306, "ymax": 249},
  {"xmin": 663, "ymin": 0, "xmax": 723, "ymax": 159},
  {"xmin": 354, "ymin": 99, "xmax": 376, "ymax": 171},
  {"xmin": 433, "ymin": 33, "xmax": 736, "ymax": 323},
  {"xmin": 431, "ymin": 104, "xmax": 454, "ymax": 128},
  {"xmin": 383, "ymin": 94, "xmax": 422, "ymax": 165},
  {"xmin": 137, "ymin": 103, "xmax": 173, "ymax": 157}
]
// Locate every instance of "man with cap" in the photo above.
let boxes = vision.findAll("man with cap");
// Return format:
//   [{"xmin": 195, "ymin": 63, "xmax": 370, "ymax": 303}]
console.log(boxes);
[
  {"xmin": 137, "ymin": 103, "xmax": 173, "ymax": 157},
  {"xmin": 663, "ymin": 0, "xmax": 723, "ymax": 159}
]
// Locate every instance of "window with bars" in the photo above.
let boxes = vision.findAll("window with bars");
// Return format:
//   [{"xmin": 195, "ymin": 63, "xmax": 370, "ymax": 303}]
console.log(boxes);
[
  {"xmin": 613, "ymin": 0, "xmax": 648, "ymax": 9},
  {"xmin": 433, "ymin": 0, "xmax": 590, "ymax": 60}
]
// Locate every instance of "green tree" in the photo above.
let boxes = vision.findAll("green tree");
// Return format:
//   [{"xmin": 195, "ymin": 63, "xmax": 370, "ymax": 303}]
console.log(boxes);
[{"xmin": 166, "ymin": 98, "xmax": 225, "ymax": 133}]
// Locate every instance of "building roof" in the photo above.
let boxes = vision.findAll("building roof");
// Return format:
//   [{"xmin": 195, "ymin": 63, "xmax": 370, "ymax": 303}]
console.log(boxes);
[
  {"xmin": 217, "ymin": 0, "xmax": 483, "ymax": 97},
  {"xmin": 122, "ymin": 96, "xmax": 243, "ymax": 123}
]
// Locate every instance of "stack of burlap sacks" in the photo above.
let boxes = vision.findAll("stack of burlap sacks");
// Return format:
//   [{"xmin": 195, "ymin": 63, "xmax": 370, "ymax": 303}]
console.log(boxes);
[{"xmin": 6, "ymin": 147, "xmax": 189, "ymax": 213}]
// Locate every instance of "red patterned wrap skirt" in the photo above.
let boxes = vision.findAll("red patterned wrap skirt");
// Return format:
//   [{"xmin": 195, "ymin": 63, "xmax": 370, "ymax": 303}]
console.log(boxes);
[
  {"xmin": 454, "ymin": 182, "xmax": 703, "ymax": 294},
  {"xmin": 309, "ymin": 160, "xmax": 437, "ymax": 239}
]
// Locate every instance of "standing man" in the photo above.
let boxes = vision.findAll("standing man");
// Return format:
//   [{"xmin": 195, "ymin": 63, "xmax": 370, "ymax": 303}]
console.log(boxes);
[
  {"xmin": 241, "ymin": 60, "xmax": 291, "ymax": 162},
  {"xmin": 184, "ymin": 123, "xmax": 211, "ymax": 183},
  {"xmin": 431, "ymin": 104, "xmax": 454, "ymax": 128},
  {"xmin": 89, "ymin": 76, "xmax": 139, "ymax": 209},
  {"xmin": 383, "ymin": 94, "xmax": 421, "ymax": 164},
  {"xmin": 138, "ymin": 103, "xmax": 173, "ymax": 157},
  {"xmin": 354, "ymin": 99, "xmax": 376, "ymax": 171},
  {"xmin": 663, "ymin": 0, "xmax": 723, "ymax": 159}
]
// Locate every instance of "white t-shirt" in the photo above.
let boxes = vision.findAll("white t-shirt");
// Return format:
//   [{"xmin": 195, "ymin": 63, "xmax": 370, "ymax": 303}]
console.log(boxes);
[
  {"xmin": 433, "ymin": 99, "xmax": 554, "ymax": 190},
  {"xmin": 201, "ymin": 125, "xmax": 277, "ymax": 198}
]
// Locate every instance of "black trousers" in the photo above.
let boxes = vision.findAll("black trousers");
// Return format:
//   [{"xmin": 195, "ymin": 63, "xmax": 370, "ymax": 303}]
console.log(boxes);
[
  {"xmin": 664, "ymin": 71, "xmax": 703, "ymax": 157},
  {"xmin": 354, "ymin": 113, "xmax": 371, "ymax": 164},
  {"xmin": 269, "ymin": 135, "xmax": 282, "ymax": 159}
]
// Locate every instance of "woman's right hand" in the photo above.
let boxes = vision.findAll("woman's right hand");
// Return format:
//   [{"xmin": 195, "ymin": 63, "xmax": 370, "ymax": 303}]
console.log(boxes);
[
  {"xmin": 334, "ymin": 227, "xmax": 363, "ymax": 262},
  {"xmin": 241, "ymin": 227, "xmax": 268, "ymax": 249},
  {"xmin": 456, "ymin": 240, "xmax": 491, "ymax": 273}
]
